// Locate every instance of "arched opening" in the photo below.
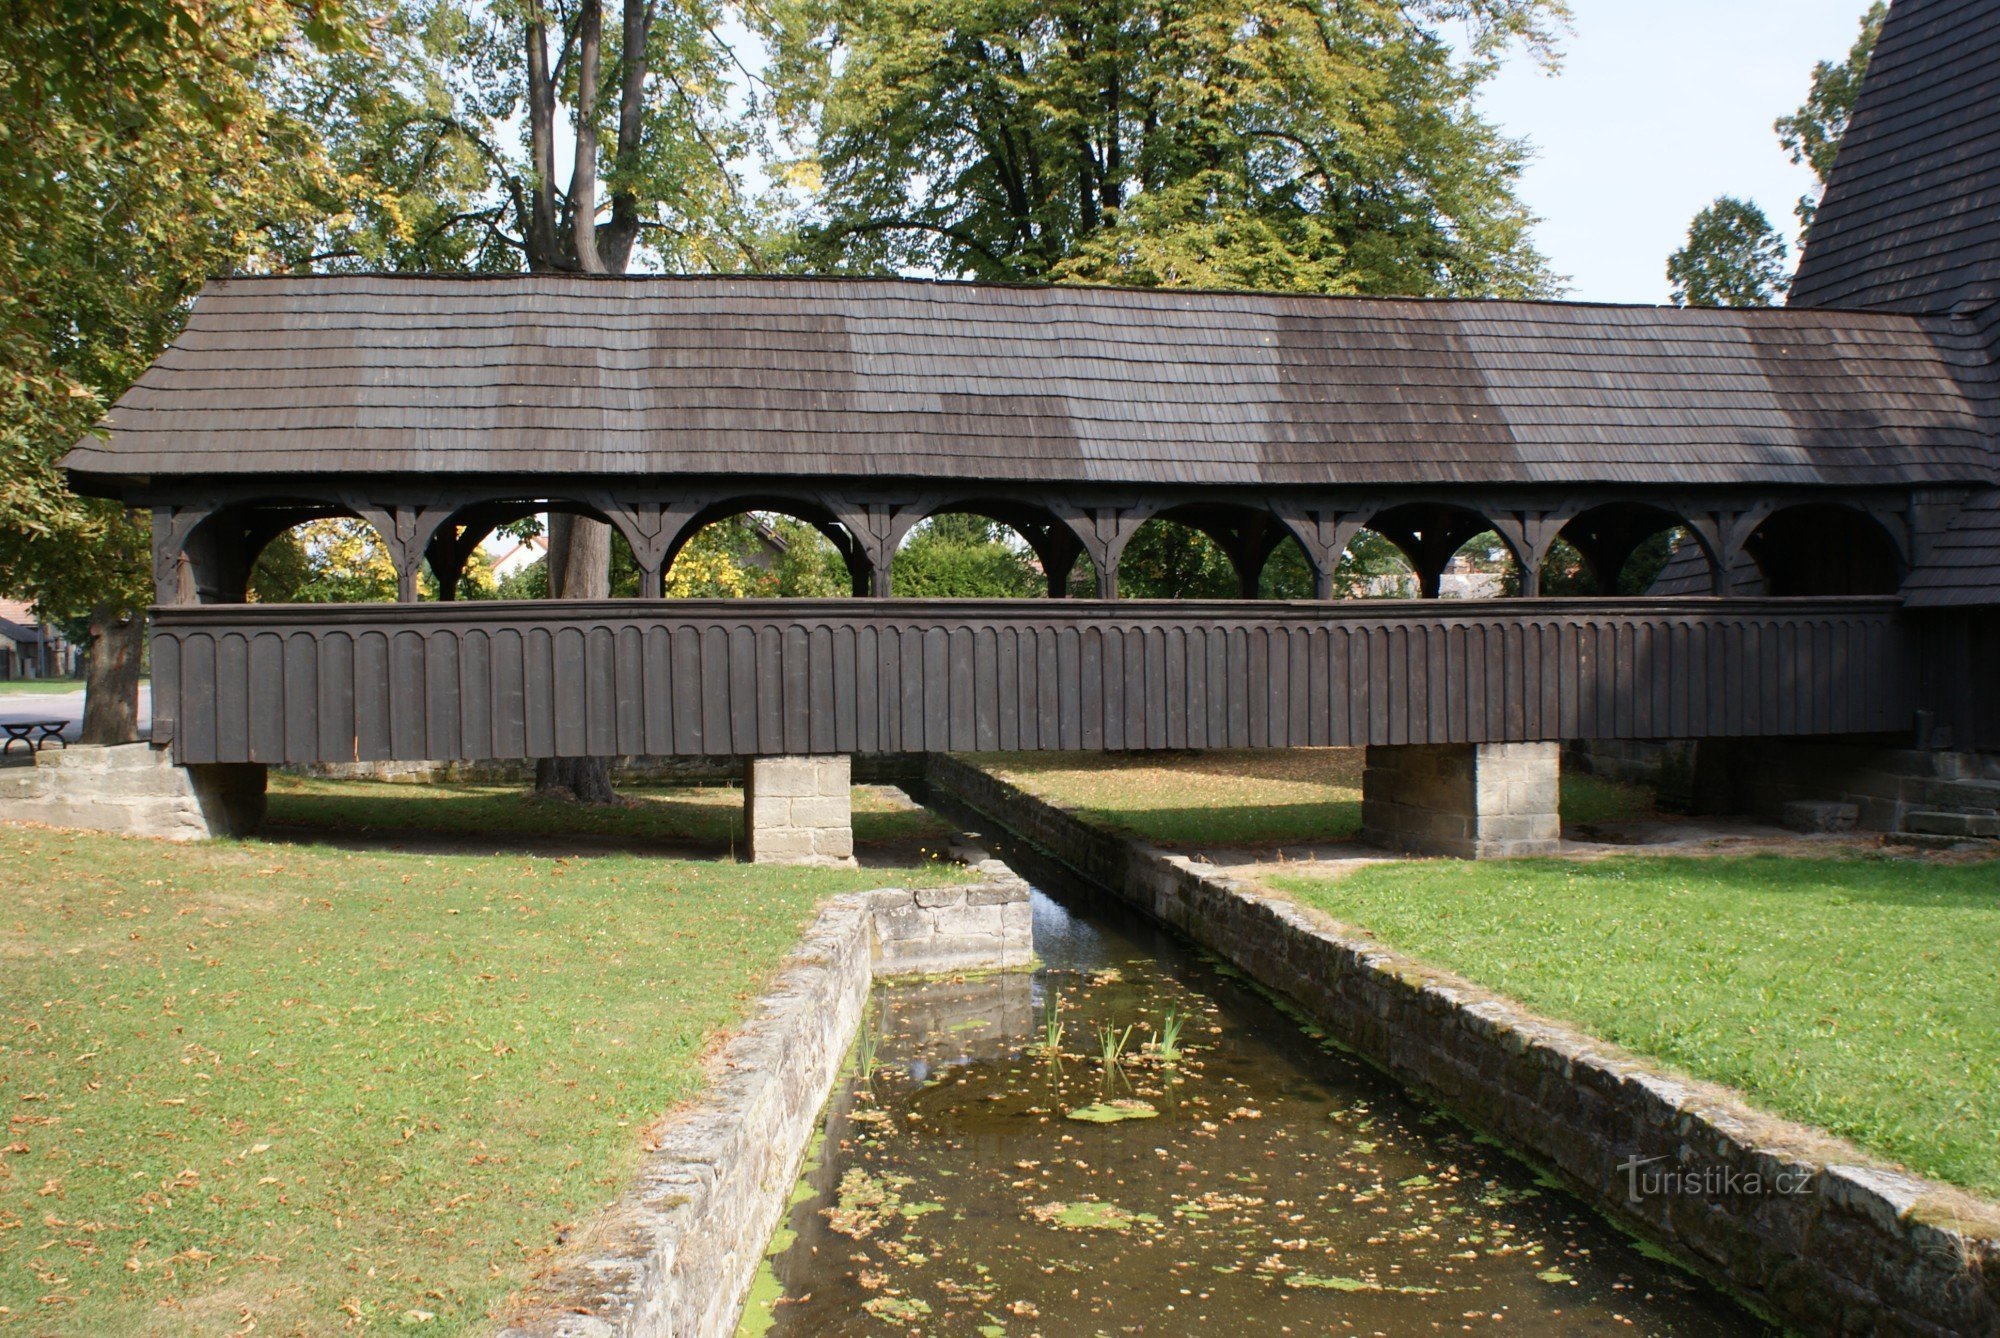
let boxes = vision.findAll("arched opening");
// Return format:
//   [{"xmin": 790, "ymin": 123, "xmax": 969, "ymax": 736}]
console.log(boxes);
[
  {"xmin": 1365, "ymin": 504, "xmax": 1518, "ymax": 599},
  {"xmin": 174, "ymin": 500, "xmax": 393, "ymax": 604},
  {"xmin": 665, "ymin": 499, "xmax": 862, "ymax": 598},
  {"xmin": 248, "ymin": 515, "xmax": 405, "ymax": 604},
  {"xmin": 1744, "ymin": 504, "xmax": 1904, "ymax": 596},
  {"xmin": 1117, "ymin": 517, "xmax": 1233, "ymax": 599},
  {"xmin": 1328, "ymin": 531, "xmax": 1422, "ymax": 599},
  {"xmin": 425, "ymin": 499, "xmax": 637, "ymax": 601},
  {"xmin": 892, "ymin": 503, "xmax": 1094, "ymax": 598},
  {"xmin": 1543, "ymin": 504, "xmax": 1712, "ymax": 597},
  {"xmin": 1118, "ymin": 505, "xmax": 1307, "ymax": 599}
]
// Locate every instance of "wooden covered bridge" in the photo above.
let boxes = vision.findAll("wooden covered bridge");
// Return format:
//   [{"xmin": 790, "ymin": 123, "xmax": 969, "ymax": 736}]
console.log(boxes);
[{"xmin": 59, "ymin": 0, "xmax": 2000, "ymax": 859}]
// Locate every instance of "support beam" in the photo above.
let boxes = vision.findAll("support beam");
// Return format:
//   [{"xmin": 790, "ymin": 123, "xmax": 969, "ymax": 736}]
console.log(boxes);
[
  {"xmin": 1360, "ymin": 742, "xmax": 1562, "ymax": 859},
  {"xmin": 744, "ymin": 755, "xmax": 857, "ymax": 867}
]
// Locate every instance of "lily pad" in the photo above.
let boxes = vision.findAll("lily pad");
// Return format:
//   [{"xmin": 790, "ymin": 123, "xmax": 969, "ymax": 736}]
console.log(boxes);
[
  {"xmin": 1030, "ymin": 1199, "xmax": 1156, "ymax": 1231},
  {"xmin": 1064, "ymin": 1099, "xmax": 1159, "ymax": 1124},
  {"xmin": 862, "ymin": 1295, "xmax": 932, "ymax": 1322}
]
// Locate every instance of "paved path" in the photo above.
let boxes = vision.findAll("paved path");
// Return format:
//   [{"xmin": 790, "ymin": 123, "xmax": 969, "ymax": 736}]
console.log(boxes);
[{"xmin": 0, "ymin": 684, "xmax": 153, "ymax": 744}]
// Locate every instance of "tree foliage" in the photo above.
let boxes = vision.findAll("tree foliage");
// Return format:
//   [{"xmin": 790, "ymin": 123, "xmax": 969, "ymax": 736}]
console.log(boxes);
[
  {"xmin": 262, "ymin": 0, "xmax": 765, "ymax": 275},
  {"xmin": 894, "ymin": 516, "xmax": 1043, "ymax": 598},
  {"xmin": 0, "ymin": 0, "xmax": 359, "ymax": 739},
  {"xmin": 1775, "ymin": 0, "xmax": 1887, "ymax": 227},
  {"xmin": 764, "ymin": 0, "xmax": 1567, "ymax": 295},
  {"xmin": 1667, "ymin": 197, "xmax": 1790, "ymax": 309}
]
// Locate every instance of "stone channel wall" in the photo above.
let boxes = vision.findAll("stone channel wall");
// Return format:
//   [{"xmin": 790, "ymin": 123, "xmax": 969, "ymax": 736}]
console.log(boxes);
[
  {"xmin": 919, "ymin": 753, "xmax": 2000, "ymax": 1338},
  {"xmin": 497, "ymin": 863, "xmax": 1032, "ymax": 1338}
]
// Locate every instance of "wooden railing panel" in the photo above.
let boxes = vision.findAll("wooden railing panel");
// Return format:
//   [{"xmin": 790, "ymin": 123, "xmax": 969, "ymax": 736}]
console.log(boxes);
[{"xmin": 149, "ymin": 598, "xmax": 1921, "ymax": 765}]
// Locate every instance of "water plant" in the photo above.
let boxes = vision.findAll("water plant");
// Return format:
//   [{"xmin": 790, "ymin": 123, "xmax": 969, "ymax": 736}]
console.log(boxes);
[
  {"xmin": 1151, "ymin": 1008, "xmax": 1187, "ymax": 1067},
  {"xmin": 1037, "ymin": 990, "xmax": 1065, "ymax": 1057},
  {"xmin": 854, "ymin": 1005, "xmax": 882, "ymax": 1085},
  {"xmin": 1096, "ymin": 1022, "xmax": 1136, "ymax": 1068}
]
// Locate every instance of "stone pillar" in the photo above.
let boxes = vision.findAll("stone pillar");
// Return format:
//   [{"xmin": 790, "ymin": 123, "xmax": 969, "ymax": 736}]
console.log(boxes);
[
  {"xmin": 1360, "ymin": 742, "xmax": 1561, "ymax": 859},
  {"xmin": 744, "ymin": 755, "xmax": 857, "ymax": 867}
]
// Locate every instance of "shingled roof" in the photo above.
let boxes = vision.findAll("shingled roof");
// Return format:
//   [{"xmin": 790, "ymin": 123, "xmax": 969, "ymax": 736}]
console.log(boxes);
[
  {"xmin": 61, "ymin": 274, "xmax": 1999, "ymax": 491},
  {"xmin": 1789, "ymin": 0, "xmax": 2000, "ymax": 315},
  {"xmin": 1905, "ymin": 489, "xmax": 2000, "ymax": 607}
]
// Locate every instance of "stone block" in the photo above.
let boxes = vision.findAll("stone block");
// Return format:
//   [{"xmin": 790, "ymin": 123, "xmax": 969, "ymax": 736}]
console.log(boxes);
[
  {"xmin": 786, "ymin": 796, "xmax": 853, "ymax": 828},
  {"xmin": 873, "ymin": 903, "xmax": 935, "ymax": 942},
  {"xmin": 1781, "ymin": 800, "xmax": 1860, "ymax": 834},
  {"xmin": 812, "ymin": 756, "xmax": 853, "ymax": 796},
  {"xmin": 746, "ymin": 827, "xmax": 816, "ymax": 863},
  {"xmin": 744, "ymin": 756, "xmax": 824, "ymax": 800},
  {"xmin": 810, "ymin": 827, "xmax": 856, "ymax": 864},
  {"xmin": 745, "ymin": 794, "xmax": 793, "ymax": 825},
  {"xmin": 1904, "ymin": 810, "xmax": 2000, "ymax": 839},
  {"xmin": 929, "ymin": 904, "xmax": 1003, "ymax": 938}
]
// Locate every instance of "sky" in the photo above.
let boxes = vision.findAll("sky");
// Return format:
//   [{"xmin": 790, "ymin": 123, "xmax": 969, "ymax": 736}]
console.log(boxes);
[{"xmin": 1475, "ymin": 0, "xmax": 1880, "ymax": 305}]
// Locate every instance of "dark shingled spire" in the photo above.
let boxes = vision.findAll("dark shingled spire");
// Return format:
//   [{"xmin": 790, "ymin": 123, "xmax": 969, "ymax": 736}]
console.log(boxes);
[{"xmin": 1790, "ymin": 0, "xmax": 2000, "ymax": 315}]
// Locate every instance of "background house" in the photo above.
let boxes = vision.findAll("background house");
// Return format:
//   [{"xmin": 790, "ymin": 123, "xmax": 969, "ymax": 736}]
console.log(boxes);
[{"xmin": 0, "ymin": 600, "xmax": 77, "ymax": 681}]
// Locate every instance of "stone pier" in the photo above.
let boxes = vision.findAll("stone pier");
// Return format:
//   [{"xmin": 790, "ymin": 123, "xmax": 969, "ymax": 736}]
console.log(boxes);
[
  {"xmin": 744, "ymin": 754, "xmax": 857, "ymax": 866},
  {"xmin": 1359, "ymin": 742, "xmax": 1562, "ymax": 859},
  {"xmin": 0, "ymin": 744, "xmax": 266, "ymax": 840}
]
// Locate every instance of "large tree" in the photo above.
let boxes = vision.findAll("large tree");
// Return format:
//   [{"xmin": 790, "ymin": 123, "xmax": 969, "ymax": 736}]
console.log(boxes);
[
  {"xmin": 0, "ymin": 0, "xmax": 354, "ymax": 743},
  {"xmin": 1666, "ymin": 196, "xmax": 1790, "ymax": 309},
  {"xmin": 1775, "ymin": 0, "xmax": 1887, "ymax": 228},
  {"xmin": 266, "ymin": 0, "xmax": 763, "ymax": 802},
  {"xmin": 763, "ymin": 0, "xmax": 1567, "ymax": 295}
]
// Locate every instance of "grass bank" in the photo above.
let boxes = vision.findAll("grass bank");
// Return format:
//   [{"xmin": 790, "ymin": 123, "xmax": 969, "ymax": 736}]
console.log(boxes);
[
  {"xmin": 0, "ymin": 812, "xmax": 968, "ymax": 1332},
  {"xmin": 267, "ymin": 772, "xmax": 947, "ymax": 856},
  {"xmin": 970, "ymin": 747, "xmax": 1652, "ymax": 849},
  {"xmin": 1271, "ymin": 854, "xmax": 2000, "ymax": 1196}
]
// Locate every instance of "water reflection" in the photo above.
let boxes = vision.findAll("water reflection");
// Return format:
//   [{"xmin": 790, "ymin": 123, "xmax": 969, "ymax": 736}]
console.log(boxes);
[{"xmin": 755, "ymin": 885, "xmax": 1768, "ymax": 1336}]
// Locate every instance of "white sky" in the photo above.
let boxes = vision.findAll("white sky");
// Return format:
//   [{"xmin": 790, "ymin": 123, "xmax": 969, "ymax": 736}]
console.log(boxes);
[{"xmin": 1477, "ymin": 0, "xmax": 1879, "ymax": 305}]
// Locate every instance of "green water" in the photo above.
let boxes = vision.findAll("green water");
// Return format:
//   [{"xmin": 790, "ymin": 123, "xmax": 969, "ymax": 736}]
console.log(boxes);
[{"xmin": 752, "ymin": 885, "xmax": 1769, "ymax": 1335}]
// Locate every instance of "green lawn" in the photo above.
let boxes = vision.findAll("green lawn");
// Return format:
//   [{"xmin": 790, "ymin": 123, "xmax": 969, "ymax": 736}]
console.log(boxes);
[
  {"xmin": 0, "ymin": 820, "xmax": 969, "ymax": 1333},
  {"xmin": 267, "ymin": 773, "xmax": 951, "ymax": 856},
  {"xmin": 1269, "ymin": 854, "xmax": 2000, "ymax": 1196},
  {"xmin": 971, "ymin": 748, "xmax": 1653, "ymax": 849},
  {"xmin": 0, "ymin": 680, "xmax": 87, "ymax": 697}
]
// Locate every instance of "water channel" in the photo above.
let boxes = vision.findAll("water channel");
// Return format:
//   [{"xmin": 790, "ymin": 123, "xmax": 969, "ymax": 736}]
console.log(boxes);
[{"xmin": 749, "ymin": 877, "xmax": 1770, "ymax": 1335}]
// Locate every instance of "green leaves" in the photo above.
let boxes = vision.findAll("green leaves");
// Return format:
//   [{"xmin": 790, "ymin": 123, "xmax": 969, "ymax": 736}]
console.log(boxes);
[
  {"xmin": 769, "ymin": 0, "xmax": 1564, "ymax": 297},
  {"xmin": 1666, "ymin": 196, "xmax": 1790, "ymax": 309},
  {"xmin": 0, "ymin": 1, "xmax": 355, "ymax": 628},
  {"xmin": 1775, "ymin": 1, "xmax": 1888, "ymax": 226}
]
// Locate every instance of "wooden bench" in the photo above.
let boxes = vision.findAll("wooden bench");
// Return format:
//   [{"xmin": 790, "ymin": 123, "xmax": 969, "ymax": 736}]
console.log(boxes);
[{"xmin": 0, "ymin": 720, "xmax": 67, "ymax": 756}]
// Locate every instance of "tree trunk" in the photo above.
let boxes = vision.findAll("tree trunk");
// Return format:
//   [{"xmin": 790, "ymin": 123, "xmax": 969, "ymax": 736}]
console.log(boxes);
[
  {"xmin": 536, "ymin": 512, "xmax": 618, "ymax": 802},
  {"xmin": 569, "ymin": 0, "xmax": 605, "ymax": 271},
  {"xmin": 524, "ymin": 7, "xmax": 563, "ymax": 270},
  {"xmin": 79, "ymin": 604, "xmax": 142, "ymax": 745},
  {"xmin": 530, "ymin": 0, "xmax": 638, "ymax": 806}
]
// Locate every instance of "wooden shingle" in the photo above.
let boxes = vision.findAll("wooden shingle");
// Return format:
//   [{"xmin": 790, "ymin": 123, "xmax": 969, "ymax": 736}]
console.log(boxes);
[{"xmin": 61, "ymin": 274, "xmax": 1999, "ymax": 490}]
